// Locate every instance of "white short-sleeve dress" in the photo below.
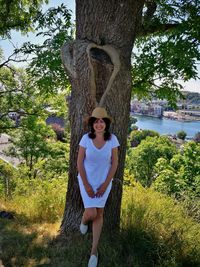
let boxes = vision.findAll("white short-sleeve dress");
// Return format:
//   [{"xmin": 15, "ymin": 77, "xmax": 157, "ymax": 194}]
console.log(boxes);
[{"xmin": 78, "ymin": 133, "xmax": 120, "ymax": 208}]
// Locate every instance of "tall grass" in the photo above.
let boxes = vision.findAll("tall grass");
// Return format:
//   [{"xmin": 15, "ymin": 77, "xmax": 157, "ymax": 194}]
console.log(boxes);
[
  {"xmin": 121, "ymin": 183, "xmax": 200, "ymax": 266},
  {"xmin": 1, "ymin": 176, "xmax": 67, "ymax": 223},
  {"xmin": 0, "ymin": 180, "xmax": 200, "ymax": 266}
]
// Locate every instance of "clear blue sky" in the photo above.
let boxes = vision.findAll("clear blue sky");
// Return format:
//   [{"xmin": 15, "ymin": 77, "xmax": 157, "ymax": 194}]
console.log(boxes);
[{"xmin": 0, "ymin": 0, "xmax": 199, "ymax": 93}]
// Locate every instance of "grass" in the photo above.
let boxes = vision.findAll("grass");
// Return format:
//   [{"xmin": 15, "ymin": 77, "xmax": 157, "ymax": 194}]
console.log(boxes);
[
  {"xmin": 0, "ymin": 183, "xmax": 200, "ymax": 267},
  {"xmin": 121, "ymin": 184, "xmax": 200, "ymax": 267}
]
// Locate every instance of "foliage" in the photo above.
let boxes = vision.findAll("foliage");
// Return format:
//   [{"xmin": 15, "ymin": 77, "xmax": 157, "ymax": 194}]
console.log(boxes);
[
  {"xmin": 0, "ymin": 67, "xmax": 28, "ymax": 132},
  {"xmin": 177, "ymin": 130, "xmax": 187, "ymax": 140},
  {"xmin": 129, "ymin": 129, "xmax": 160, "ymax": 147},
  {"xmin": 11, "ymin": 176, "xmax": 67, "ymax": 222},
  {"xmin": 19, "ymin": 4, "xmax": 73, "ymax": 94},
  {"xmin": 6, "ymin": 116, "xmax": 55, "ymax": 174},
  {"xmin": 0, "ymin": 183, "xmax": 200, "ymax": 267},
  {"xmin": 193, "ymin": 131, "xmax": 200, "ymax": 143},
  {"xmin": 0, "ymin": 159, "xmax": 16, "ymax": 198},
  {"xmin": 31, "ymin": 141, "xmax": 70, "ymax": 179},
  {"xmin": 0, "ymin": 141, "xmax": 69, "ymax": 200},
  {"xmin": 6, "ymin": 131, "xmax": 69, "ymax": 182},
  {"xmin": 153, "ymin": 141, "xmax": 200, "ymax": 221},
  {"xmin": 132, "ymin": 0, "xmax": 200, "ymax": 105},
  {"xmin": 0, "ymin": 4, "xmax": 71, "ymax": 132},
  {"xmin": 128, "ymin": 116, "xmax": 137, "ymax": 134},
  {"xmin": 126, "ymin": 136, "xmax": 177, "ymax": 187},
  {"xmin": 153, "ymin": 157, "xmax": 185, "ymax": 196},
  {"xmin": 51, "ymin": 123, "xmax": 65, "ymax": 141},
  {"xmin": 0, "ymin": 66, "xmax": 67, "ymax": 133},
  {"xmin": 0, "ymin": 0, "xmax": 48, "ymax": 37},
  {"xmin": 121, "ymin": 184, "xmax": 200, "ymax": 267}
]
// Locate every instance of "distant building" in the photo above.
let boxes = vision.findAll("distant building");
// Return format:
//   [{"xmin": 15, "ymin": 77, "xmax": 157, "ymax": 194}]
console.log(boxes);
[
  {"xmin": 154, "ymin": 105, "xmax": 163, "ymax": 116},
  {"xmin": 131, "ymin": 100, "xmax": 163, "ymax": 117}
]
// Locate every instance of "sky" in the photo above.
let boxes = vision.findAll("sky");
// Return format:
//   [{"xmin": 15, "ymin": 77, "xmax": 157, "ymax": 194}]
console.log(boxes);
[{"xmin": 0, "ymin": 0, "xmax": 199, "ymax": 94}]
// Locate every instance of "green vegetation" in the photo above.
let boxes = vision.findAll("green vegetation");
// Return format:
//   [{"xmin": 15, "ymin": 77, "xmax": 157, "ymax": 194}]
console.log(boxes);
[
  {"xmin": 129, "ymin": 129, "xmax": 160, "ymax": 147},
  {"xmin": 128, "ymin": 116, "xmax": 138, "ymax": 134},
  {"xmin": 121, "ymin": 185, "xmax": 200, "ymax": 267},
  {"xmin": 153, "ymin": 141, "xmax": 200, "ymax": 198},
  {"xmin": 1, "ymin": 129, "xmax": 199, "ymax": 266},
  {"xmin": 177, "ymin": 130, "xmax": 187, "ymax": 140},
  {"xmin": 0, "ymin": 183, "xmax": 200, "ymax": 267},
  {"xmin": 194, "ymin": 132, "xmax": 200, "ymax": 143},
  {"xmin": 127, "ymin": 135, "xmax": 177, "ymax": 187},
  {"xmin": 0, "ymin": 0, "xmax": 47, "ymax": 36},
  {"xmin": 0, "ymin": 1, "xmax": 200, "ymax": 266}
]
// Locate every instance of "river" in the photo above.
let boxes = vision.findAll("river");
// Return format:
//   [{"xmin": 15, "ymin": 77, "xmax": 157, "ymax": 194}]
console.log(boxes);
[{"xmin": 132, "ymin": 114, "xmax": 200, "ymax": 138}]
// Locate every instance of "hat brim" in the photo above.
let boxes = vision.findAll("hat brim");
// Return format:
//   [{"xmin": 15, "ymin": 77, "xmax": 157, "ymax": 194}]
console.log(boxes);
[{"xmin": 84, "ymin": 115, "xmax": 112, "ymax": 125}]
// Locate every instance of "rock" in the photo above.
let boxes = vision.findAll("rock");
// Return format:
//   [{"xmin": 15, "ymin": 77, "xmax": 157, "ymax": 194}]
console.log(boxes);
[{"xmin": 0, "ymin": 211, "xmax": 14, "ymax": 220}]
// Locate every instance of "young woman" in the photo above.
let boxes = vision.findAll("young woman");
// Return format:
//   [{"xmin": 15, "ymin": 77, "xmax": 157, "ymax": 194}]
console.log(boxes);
[{"xmin": 77, "ymin": 107, "xmax": 120, "ymax": 267}]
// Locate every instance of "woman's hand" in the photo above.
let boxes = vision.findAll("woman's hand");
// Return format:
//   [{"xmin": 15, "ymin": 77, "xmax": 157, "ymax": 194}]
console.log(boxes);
[
  {"xmin": 96, "ymin": 182, "xmax": 108, "ymax": 198},
  {"xmin": 84, "ymin": 183, "xmax": 95, "ymax": 198}
]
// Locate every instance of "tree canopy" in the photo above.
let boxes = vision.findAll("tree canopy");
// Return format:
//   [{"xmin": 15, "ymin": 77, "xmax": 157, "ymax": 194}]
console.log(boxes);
[
  {"xmin": 132, "ymin": 0, "xmax": 200, "ymax": 104},
  {"xmin": 0, "ymin": 0, "xmax": 48, "ymax": 37}
]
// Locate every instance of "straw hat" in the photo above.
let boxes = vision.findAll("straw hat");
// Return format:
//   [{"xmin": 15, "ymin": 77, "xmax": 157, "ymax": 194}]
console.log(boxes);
[{"xmin": 86, "ymin": 107, "xmax": 112, "ymax": 123}]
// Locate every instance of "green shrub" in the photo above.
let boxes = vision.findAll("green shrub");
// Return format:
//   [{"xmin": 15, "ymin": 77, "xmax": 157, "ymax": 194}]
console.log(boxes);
[
  {"xmin": 129, "ymin": 129, "xmax": 159, "ymax": 147},
  {"xmin": 177, "ymin": 130, "xmax": 187, "ymax": 140},
  {"xmin": 126, "ymin": 136, "xmax": 177, "ymax": 187}
]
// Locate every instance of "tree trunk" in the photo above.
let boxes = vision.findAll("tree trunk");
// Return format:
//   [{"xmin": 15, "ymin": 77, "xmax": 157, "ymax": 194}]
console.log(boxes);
[{"xmin": 60, "ymin": 0, "xmax": 144, "ymax": 233}]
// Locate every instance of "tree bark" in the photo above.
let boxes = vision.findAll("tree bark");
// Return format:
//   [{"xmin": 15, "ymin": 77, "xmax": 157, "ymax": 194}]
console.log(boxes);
[{"xmin": 60, "ymin": 0, "xmax": 145, "ymax": 234}]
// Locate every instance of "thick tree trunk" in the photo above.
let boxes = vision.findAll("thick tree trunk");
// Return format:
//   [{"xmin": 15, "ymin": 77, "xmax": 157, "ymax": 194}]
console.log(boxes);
[{"xmin": 60, "ymin": 0, "xmax": 144, "ymax": 233}]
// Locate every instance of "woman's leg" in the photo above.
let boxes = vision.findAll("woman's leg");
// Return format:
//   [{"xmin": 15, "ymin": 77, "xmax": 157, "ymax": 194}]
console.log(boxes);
[
  {"xmin": 91, "ymin": 208, "xmax": 104, "ymax": 255},
  {"xmin": 82, "ymin": 208, "xmax": 97, "ymax": 224}
]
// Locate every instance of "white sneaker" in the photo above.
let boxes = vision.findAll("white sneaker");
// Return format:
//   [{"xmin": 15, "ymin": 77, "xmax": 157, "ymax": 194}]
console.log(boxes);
[
  {"xmin": 88, "ymin": 254, "xmax": 98, "ymax": 267},
  {"xmin": 79, "ymin": 222, "xmax": 88, "ymax": 235}
]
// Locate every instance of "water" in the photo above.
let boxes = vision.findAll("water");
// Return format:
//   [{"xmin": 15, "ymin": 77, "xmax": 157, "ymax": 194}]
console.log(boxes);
[{"xmin": 133, "ymin": 114, "xmax": 200, "ymax": 138}]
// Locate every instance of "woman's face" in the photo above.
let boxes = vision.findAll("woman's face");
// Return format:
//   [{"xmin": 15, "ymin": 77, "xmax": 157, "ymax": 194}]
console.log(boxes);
[{"xmin": 93, "ymin": 118, "xmax": 106, "ymax": 133}]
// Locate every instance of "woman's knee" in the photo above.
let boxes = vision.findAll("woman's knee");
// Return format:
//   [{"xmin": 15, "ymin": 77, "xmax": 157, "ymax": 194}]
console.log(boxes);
[
  {"xmin": 96, "ymin": 208, "xmax": 104, "ymax": 219},
  {"xmin": 84, "ymin": 208, "xmax": 97, "ymax": 221}
]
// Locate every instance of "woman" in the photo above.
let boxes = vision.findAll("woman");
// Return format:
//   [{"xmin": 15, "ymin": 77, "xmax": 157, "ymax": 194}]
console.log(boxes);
[{"xmin": 77, "ymin": 107, "xmax": 120, "ymax": 267}]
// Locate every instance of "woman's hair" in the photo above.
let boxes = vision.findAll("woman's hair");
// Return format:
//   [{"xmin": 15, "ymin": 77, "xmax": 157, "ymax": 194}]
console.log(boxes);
[{"xmin": 88, "ymin": 117, "xmax": 111, "ymax": 140}]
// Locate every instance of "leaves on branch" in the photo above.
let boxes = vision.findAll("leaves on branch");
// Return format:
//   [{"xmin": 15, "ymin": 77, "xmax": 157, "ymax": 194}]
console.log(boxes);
[
  {"xmin": 133, "ymin": 0, "xmax": 200, "ymax": 105},
  {"xmin": 18, "ymin": 4, "xmax": 73, "ymax": 94},
  {"xmin": 0, "ymin": 0, "xmax": 48, "ymax": 37}
]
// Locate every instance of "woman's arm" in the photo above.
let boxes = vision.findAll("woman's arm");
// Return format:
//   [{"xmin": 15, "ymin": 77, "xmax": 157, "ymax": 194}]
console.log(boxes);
[
  {"xmin": 77, "ymin": 146, "xmax": 95, "ymax": 198},
  {"xmin": 96, "ymin": 147, "xmax": 118, "ymax": 197}
]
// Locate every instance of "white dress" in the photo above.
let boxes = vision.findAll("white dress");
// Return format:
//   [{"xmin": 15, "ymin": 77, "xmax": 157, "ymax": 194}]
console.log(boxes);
[{"xmin": 78, "ymin": 133, "xmax": 120, "ymax": 208}]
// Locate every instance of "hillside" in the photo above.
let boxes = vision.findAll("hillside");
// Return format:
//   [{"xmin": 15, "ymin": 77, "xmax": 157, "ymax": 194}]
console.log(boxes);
[{"xmin": 181, "ymin": 91, "xmax": 200, "ymax": 105}]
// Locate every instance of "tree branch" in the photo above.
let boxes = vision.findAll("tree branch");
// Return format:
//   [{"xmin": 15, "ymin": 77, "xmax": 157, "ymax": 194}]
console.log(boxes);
[
  {"xmin": 138, "ymin": 0, "xmax": 180, "ymax": 37},
  {"xmin": 0, "ymin": 55, "xmax": 28, "ymax": 69},
  {"xmin": 138, "ymin": 22, "xmax": 180, "ymax": 37},
  {"xmin": 143, "ymin": 0, "xmax": 157, "ymax": 23}
]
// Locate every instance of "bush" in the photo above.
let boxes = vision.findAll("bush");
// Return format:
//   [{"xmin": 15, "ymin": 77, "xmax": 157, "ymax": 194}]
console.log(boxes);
[
  {"xmin": 129, "ymin": 129, "xmax": 159, "ymax": 147},
  {"xmin": 177, "ymin": 130, "xmax": 187, "ymax": 140},
  {"xmin": 153, "ymin": 141, "xmax": 200, "ymax": 200},
  {"xmin": 126, "ymin": 136, "xmax": 177, "ymax": 187},
  {"xmin": 194, "ymin": 132, "xmax": 200, "ymax": 143}
]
